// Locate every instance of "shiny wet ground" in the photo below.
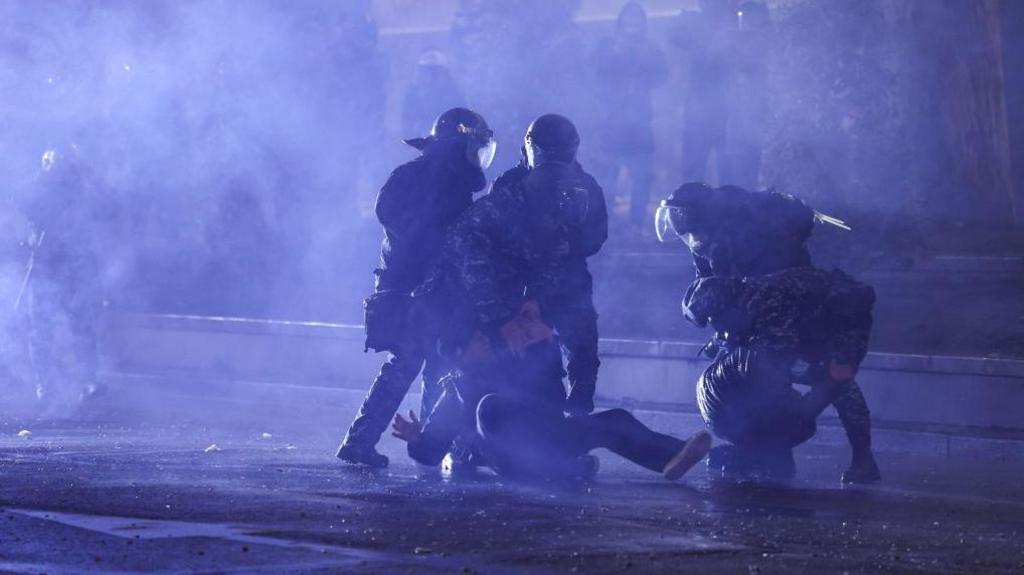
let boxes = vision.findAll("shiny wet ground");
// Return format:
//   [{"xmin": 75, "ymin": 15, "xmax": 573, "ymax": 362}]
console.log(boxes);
[{"xmin": 1, "ymin": 400, "xmax": 1023, "ymax": 573}]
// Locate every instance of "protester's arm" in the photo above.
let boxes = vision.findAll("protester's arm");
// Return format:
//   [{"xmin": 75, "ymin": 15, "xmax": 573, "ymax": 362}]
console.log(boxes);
[{"xmin": 398, "ymin": 386, "xmax": 466, "ymax": 466}]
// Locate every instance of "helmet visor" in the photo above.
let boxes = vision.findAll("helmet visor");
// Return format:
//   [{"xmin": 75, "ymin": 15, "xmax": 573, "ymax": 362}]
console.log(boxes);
[
  {"xmin": 524, "ymin": 137, "xmax": 539, "ymax": 169},
  {"xmin": 655, "ymin": 204, "xmax": 683, "ymax": 243},
  {"xmin": 476, "ymin": 138, "xmax": 497, "ymax": 170},
  {"xmin": 655, "ymin": 203, "xmax": 701, "ymax": 248}
]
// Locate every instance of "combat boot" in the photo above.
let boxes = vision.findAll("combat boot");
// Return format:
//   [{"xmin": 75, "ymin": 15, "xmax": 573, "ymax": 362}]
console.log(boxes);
[
  {"xmin": 707, "ymin": 443, "xmax": 795, "ymax": 480},
  {"xmin": 337, "ymin": 442, "xmax": 389, "ymax": 468},
  {"xmin": 842, "ymin": 449, "xmax": 881, "ymax": 484}
]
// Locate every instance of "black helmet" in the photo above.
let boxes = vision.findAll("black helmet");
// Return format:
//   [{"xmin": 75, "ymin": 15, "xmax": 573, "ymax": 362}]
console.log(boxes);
[
  {"xmin": 405, "ymin": 107, "xmax": 497, "ymax": 169},
  {"xmin": 524, "ymin": 113, "xmax": 580, "ymax": 168},
  {"xmin": 617, "ymin": 1, "xmax": 648, "ymax": 37},
  {"xmin": 654, "ymin": 182, "xmax": 713, "ymax": 243}
]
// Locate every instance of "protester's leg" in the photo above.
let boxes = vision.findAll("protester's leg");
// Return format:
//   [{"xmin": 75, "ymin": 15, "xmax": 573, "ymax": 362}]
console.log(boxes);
[
  {"xmin": 475, "ymin": 394, "xmax": 587, "ymax": 481},
  {"xmin": 570, "ymin": 409, "xmax": 689, "ymax": 472}
]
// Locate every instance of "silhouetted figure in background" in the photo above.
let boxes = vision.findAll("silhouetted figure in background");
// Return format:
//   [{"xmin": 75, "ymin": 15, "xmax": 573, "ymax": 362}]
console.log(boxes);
[
  {"xmin": 197, "ymin": 182, "xmax": 278, "ymax": 317},
  {"xmin": 592, "ymin": 2, "xmax": 668, "ymax": 232},
  {"xmin": 674, "ymin": 0, "xmax": 738, "ymax": 185},
  {"xmin": 722, "ymin": 1, "xmax": 771, "ymax": 189},
  {"xmin": 450, "ymin": 0, "xmax": 583, "ymax": 167},
  {"xmin": 401, "ymin": 50, "xmax": 466, "ymax": 139},
  {"xmin": 23, "ymin": 148, "xmax": 120, "ymax": 411},
  {"xmin": 337, "ymin": 108, "xmax": 496, "ymax": 468}
]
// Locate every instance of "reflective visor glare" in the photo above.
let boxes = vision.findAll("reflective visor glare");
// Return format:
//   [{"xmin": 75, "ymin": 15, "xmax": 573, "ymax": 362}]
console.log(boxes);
[
  {"xmin": 477, "ymin": 139, "xmax": 497, "ymax": 170},
  {"xmin": 654, "ymin": 205, "xmax": 675, "ymax": 242},
  {"xmin": 524, "ymin": 139, "xmax": 538, "ymax": 168}
]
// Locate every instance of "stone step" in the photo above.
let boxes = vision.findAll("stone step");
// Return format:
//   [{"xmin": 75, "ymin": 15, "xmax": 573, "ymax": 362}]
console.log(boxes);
[{"xmin": 100, "ymin": 313, "xmax": 1024, "ymax": 432}]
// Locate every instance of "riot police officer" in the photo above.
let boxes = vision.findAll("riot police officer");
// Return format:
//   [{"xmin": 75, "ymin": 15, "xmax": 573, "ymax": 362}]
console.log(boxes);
[
  {"xmin": 442, "ymin": 114, "xmax": 608, "ymax": 417},
  {"xmin": 656, "ymin": 183, "xmax": 881, "ymax": 483},
  {"xmin": 336, "ymin": 108, "xmax": 496, "ymax": 468}
]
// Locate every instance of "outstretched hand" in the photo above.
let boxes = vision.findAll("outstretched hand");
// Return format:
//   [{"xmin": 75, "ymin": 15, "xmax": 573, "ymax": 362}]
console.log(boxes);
[{"xmin": 391, "ymin": 410, "xmax": 422, "ymax": 444}]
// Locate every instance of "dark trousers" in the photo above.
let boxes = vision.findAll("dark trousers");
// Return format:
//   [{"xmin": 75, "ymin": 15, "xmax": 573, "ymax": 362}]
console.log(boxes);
[
  {"xmin": 598, "ymin": 151, "xmax": 655, "ymax": 227},
  {"xmin": 720, "ymin": 142, "xmax": 762, "ymax": 191},
  {"xmin": 343, "ymin": 341, "xmax": 446, "ymax": 449},
  {"xmin": 28, "ymin": 274, "xmax": 100, "ymax": 402},
  {"xmin": 697, "ymin": 347, "xmax": 872, "ymax": 452},
  {"xmin": 592, "ymin": 128, "xmax": 656, "ymax": 228},
  {"xmin": 474, "ymin": 394, "xmax": 685, "ymax": 481},
  {"xmin": 682, "ymin": 127, "xmax": 726, "ymax": 185},
  {"xmin": 541, "ymin": 291, "xmax": 600, "ymax": 414}
]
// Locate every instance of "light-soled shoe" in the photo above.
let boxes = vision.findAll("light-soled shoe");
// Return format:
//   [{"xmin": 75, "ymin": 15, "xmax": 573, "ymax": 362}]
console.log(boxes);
[{"xmin": 664, "ymin": 430, "xmax": 712, "ymax": 481}]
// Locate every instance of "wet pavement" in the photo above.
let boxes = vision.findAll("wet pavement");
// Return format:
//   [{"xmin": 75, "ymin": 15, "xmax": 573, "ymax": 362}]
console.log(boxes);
[{"xmin": 1, "ymin": 390, "xmax": 1024, "ymax": 574}]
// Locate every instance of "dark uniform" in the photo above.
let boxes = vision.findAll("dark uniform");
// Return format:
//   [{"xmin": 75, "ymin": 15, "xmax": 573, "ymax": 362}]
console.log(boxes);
[
  {"xmin": 439, "ymin": 155, "xmax": 607, "ymax": 416},
  {"xmin": 445, "ymin": 115, "xmax": 607, "ymax": 415},
  {"xmin": 688, "ymin": 267, "xmax": 876, "ymax": 479},
  {"xmin": 337, "ymin": 108, "xmax": 495, "ymax": 468},
  {"xmin": 657, "ymin": 183, "xmax": 880, "ymax": 482}
]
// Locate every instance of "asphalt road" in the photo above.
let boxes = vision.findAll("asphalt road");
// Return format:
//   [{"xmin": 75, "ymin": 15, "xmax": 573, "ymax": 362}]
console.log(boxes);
[{"xmin": 1, "ymin": 397, "xmax": 1023, "ymax": 575}]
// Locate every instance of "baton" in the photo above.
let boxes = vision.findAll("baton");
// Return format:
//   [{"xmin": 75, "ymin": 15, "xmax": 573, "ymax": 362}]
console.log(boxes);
[{"xmin": 13, "ymin": 230, "xmax": 45, "ymax": 312}]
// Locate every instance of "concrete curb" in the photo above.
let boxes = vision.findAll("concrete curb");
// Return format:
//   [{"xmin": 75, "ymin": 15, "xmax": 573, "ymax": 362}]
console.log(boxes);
[
  {"xmin": 111, "ymin": 313, "xmax": 1024, "ymax": 379},
  {"xmin": 102, "ymin": 313, "xmax": 1024, "ymax": 432}
]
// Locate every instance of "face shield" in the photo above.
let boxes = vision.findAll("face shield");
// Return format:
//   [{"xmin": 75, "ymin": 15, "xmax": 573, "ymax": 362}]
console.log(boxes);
[
  {"xmin": 655, "ymin": 203, "xmax": 694, "ymax": 244},
  {"xmin": 524, "ymin": 137, "xmax": 539, "ymax": 169},
  {"xmin": 655, "ymin": 204, "xmax": 706, "ymax": 251},
  {"xmin": 474, "ymin": 137, "xmax": 497, "ymax": 170}
]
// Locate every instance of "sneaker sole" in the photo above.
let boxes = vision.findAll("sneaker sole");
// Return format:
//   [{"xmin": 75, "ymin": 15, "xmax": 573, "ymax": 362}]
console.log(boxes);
[{"xmin": 663, "ymin": 430, "xmax": 712, "ymax": 481}]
